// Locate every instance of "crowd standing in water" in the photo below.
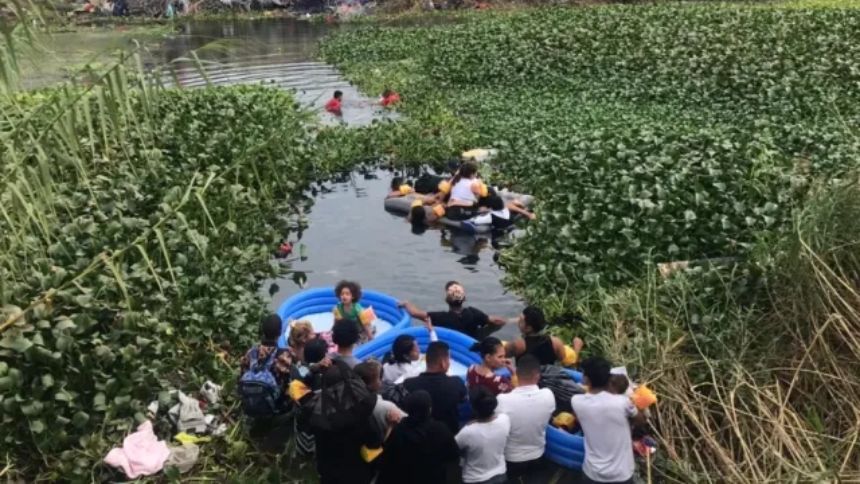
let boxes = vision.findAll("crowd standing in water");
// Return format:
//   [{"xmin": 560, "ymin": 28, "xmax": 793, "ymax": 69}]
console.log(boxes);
[{"xmin": 239, "ymin": 281, "xmax": 657, "ymax": 483}]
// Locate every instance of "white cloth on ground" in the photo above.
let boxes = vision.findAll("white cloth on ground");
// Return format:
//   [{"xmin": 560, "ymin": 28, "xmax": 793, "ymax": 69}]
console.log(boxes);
[
  {"xmin": 496, "ymin": 384, "xmax": 556, "ymax": 463},
  {"xmin": 103, "ymin": 420, "xmax": 171, "ymax": 478},
  {"xmin": 168, "ymin": 391, "xmax": 207, "ymax": 433},
  {"xmin": 455, "ymin": 413, "xmax": 511, "ymax": 483},
  {"xmin": 571, "ymin": 391, "xmax": 638, "ymax": 483}
]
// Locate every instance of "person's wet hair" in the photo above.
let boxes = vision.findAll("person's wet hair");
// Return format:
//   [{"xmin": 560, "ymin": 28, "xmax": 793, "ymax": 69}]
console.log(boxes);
[
  {"xmin": 488, "ymin": 195, "xmax": 505, "ymax": 211},
  {"xmin": 446, "ymin": 159, "xmax": 461, "ymax": 175},
  {"xmin": 410, "ymin": 205, "xmax": 426, "ymax": 224},
  {"xmin": 335, "ymin": 280, "xmax": 362, "ymax": 302},
  {"xmin": 425, "ymin": 341, "xmax": 450, "ymax": 367},
  {"xmin": 451, "ymin": 161, "xmax": 478, "ymax": 185},
  {"xmin": 469, "ymin": 386, "xmax": 498, "ymax": 420},
  {"xmin": 403, "ymin": 390, "xmax": 432, "ymax": 420},
  {"xmin": 522, "ymin": 305, "xmax": 546, "ymax": 333},
  {"xmin": 382, "ymin": 88, "xmax": 392, "ymax": 98},
  {"xmin": 304, "ymin": 337, "xmax": 329, "ymax": 364},
  {"xmin": 469, "ymin": 336, "xmax": 503, "ymax": 359},
  {"xmin": 581, "ymin": 356, "xmax": 612, "ymax": 389},
  {"xmin": 261, "ymin": 314, "xmax": 282, "ymax": 345},
  {"xmin": 332, "ymin": 319, "xmax": 361, "ymax": 347},
  {"xmin": 460, "ymin": 161, "xmax": 478, "ymax": 178},
  {"xmin": 333, "ymin": 90, "xmax": 343, "ymax": 99},
  {"xmin": 391, "ymin": 176, "xmax": 404, "ymax": 191},
  {"xmin": 387, "ymin": 334, "xmax": 417, "ymax": 364}
]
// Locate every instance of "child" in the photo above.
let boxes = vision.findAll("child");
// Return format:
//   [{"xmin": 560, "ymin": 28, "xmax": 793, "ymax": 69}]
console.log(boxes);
[
  {"xmin": 463, "ymin": 194, "xmax": 535, "ymax": 232},
  {"xmin": 380, "ymin": 88, "xmax": 401, "ymax": 107},
  {"xmin": 325, "ymin": 90, "xmax": 343, "ymax": 116},
  {"xmin": 608, "ymin": 367, "xmax": 632, "ymax": 397},
  {"xmin": 333, "ymin": 280, "xmax": 374, "ymax": 343},
  {"xmin": 386, "ymin": 177, "xmax": 414, "ymax": 199},
  {"xmin": 286, "ymin": 320, "xmax": 314, "ymax": 363}
]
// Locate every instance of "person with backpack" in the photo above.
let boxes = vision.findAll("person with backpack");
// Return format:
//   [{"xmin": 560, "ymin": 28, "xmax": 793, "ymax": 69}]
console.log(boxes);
[
  {"xmin": 238, "ymin": 314, "xmax": 292, "ymax": 418},
  {"xmin": 298, "ymin": 354, "xmax": 382, "ymax": 484}
]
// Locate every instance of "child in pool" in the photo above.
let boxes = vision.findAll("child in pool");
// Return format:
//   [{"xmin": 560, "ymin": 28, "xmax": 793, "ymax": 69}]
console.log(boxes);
[
  {"xmin": 286, "ymin": 320, "xmax": 315, "ymax": 363},
  {"xmin": 332, "ymin": 280, "xmax": 374, "ymax": 343},
  {"xmin": 386, "ymin": 177, "xmax": 415, "ymax": 199}
]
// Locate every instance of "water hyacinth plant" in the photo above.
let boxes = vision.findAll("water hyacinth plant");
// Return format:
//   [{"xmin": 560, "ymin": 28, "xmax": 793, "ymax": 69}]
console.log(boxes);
[{"xmin": 321, "ymin": 4, "xmax": 860, "ymax": 481}]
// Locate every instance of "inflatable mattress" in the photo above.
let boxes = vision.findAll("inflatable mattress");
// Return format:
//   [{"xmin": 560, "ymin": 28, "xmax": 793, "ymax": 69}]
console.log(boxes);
[
  {"xmin": 356, "ymin": 326, "xmax": 585, "ymax": 470},
  {"xmin": 276, "ymin": 287, "xmax": 411, "ymax": 349},
  {"xmin": 384, "ymin": 190, "xmax": 533, "ymax": 233}
]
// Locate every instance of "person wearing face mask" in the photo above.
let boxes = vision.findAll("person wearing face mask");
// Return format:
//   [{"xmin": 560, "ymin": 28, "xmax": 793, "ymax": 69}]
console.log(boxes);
[
  {"xmin": 403, "ymin": 341, "xmax": 467, "ymax": 435},
  {"xmin": 398, "ymin": 281, "xmax": 507, "ymax": 339}
]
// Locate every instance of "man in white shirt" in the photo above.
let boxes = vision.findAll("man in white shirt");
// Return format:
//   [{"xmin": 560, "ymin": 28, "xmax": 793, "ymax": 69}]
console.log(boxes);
[
  {"xmin": 496, "ymin": 354, "xmax": 556, "ymax": 481},
  {"xmin": 571, "ymin": 356, "xmax": 646, "ymax": 484}
]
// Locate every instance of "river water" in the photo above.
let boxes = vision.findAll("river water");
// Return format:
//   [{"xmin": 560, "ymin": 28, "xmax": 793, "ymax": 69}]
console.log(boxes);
[
  {"xmin": 19, "ymin": 17, "xmax": 574, "ymax": 483},
  {"xmin": 20, "ymin": 18, "xmax": 523, "ymax": 332}
]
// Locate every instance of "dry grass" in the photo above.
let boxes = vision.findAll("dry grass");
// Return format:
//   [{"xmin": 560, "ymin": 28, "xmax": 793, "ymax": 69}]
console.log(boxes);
[{"xmin": 583, "ymin": 181, "xmax": 860, "ymax": 482}]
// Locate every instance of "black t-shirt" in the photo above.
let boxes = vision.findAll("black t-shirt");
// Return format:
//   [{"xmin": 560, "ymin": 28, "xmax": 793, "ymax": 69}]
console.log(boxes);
[
  {"xmin": 377, "ymin": 417, "xmax": 460, "ymax": 484},
  {"xmin": 427, "ymin": 307, "xmax": 490, "ymax": 339},
  {"xmin": 403, "ymin": 372, "xmax": 467, "ymax": 435}
]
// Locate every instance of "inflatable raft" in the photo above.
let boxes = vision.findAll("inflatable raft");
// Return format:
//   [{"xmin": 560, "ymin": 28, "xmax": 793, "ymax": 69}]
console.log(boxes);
[
  {"xmin": 384, "ymin": 190, "xmax": 533, "ymax": 233},
  {"xmin": 275, "ymin": 287, "xmax": 411, "ymax": 349},
  {"xmin": 356, "ymin": 326, "xmax": 585, "ymax": 470}
]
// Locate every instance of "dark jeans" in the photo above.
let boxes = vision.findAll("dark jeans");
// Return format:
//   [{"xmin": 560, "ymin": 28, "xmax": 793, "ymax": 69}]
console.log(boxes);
[
  {"xmin": 581, "ymin": 474, "xmax": 634, "ymax": 484},
  {"xmin": 506, "ymin": 458, "xmax": 544, "ymax": 481}
]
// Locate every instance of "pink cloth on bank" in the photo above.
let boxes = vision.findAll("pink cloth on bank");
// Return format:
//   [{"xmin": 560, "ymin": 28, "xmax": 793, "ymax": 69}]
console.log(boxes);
[{"xmin": 104, "ymin": 420, "xmax": 170, "ymax": 478}]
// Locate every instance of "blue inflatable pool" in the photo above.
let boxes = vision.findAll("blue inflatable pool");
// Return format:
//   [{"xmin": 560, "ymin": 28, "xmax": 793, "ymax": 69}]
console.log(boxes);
[
  {"xmin": 356, "ymin": 326, "xmax": 586, "ymax": 470},
  {"xmin": 276, "ymin": 287, "xmax": 411, "ymax": 349}
]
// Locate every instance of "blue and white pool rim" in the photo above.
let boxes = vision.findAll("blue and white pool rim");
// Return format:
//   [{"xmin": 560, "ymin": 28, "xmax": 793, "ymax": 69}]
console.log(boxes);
[{"xmin": 276, "ymin": 286, "xmax": 411, "ymax": 348}]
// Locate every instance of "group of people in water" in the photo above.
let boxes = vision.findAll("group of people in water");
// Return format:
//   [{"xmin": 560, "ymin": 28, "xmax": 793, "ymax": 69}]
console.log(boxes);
[
  {"xmin": 324, "ymin": 89, "xmax": 401, "ymax": 118},
  {"xmin": 386, "ymin": 158, "xmax": 536, "ymax": 233},
  {"xmin": 239, "ymin": 280, "xmax": 655, "ymax": 484}
]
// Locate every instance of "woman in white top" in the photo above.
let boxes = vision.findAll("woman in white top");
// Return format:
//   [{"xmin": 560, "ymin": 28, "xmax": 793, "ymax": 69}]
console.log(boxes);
[
  {"xmin": 446, "ymin": 162, "xmax": 485, "ymax": 220},
  {"xmin": 382, "ymin": 322, "xmax": 438, "ymax": 384},
  {"xmin": 455, "ymin": 386, "xmax": 511, "ymax": 484}
]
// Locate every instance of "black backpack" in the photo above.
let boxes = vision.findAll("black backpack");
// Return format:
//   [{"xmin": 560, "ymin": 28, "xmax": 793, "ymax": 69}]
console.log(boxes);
[{"xmin": 301, "ymin": 359, "xmax": 376, "ymax": 433}]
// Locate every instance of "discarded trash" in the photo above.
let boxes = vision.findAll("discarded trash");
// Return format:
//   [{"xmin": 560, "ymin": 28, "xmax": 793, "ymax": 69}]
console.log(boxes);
[
  {"xmin": 200, "ymin": 380, "xmax": 223, "ymax": 405},
  {"xmin": 174, "ymin": 432, "xmax": 212, "ymax": 445},
  {"xmin": 104, "ymin": 420, "xmax": 170, "ymax": 479},
  {"xmin": 165, "ymin": 443, "xmax": 200, "ymax": 473},
  {"xmin": 168, "ymin": 391, "xmax": 208, "ymax": 434}
]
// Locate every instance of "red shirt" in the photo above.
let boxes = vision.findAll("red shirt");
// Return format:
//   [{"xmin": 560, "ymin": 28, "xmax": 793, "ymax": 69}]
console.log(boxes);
[
  {"xmin": 381, "ymin": 93, "xmax": 400, "ymax": 107},
  {"xmin": 466, "ymin": 365, "xmax": 513, "ymax": 395},
  {"xmin": 325, "ymin": 98, "xmax": 342, "ymax": 115}
]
